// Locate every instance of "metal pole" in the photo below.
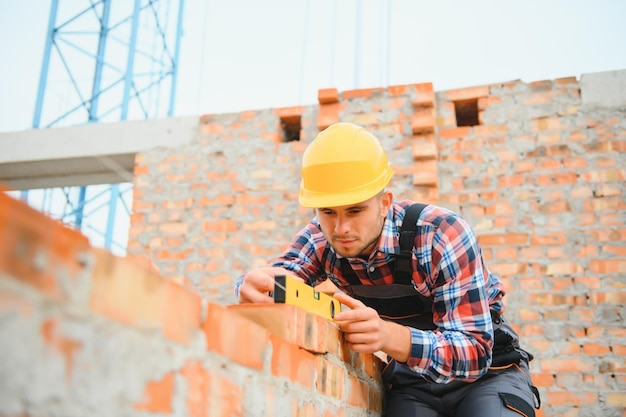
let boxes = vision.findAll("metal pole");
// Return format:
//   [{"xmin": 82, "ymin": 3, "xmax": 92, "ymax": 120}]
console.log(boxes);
[
  {"xmin": 168, "ymin": 0, "xmax": 186, "ymax": 116},
  {"xmin": 121, "ymin": 0, "xmax": 141, "ymax": 120},
  {"xmin": 104, "ymin": 185, "xmax": 119, "ymax": 250},
  {"xmin": 33, "ymin": 0, "xmax": 60, "ymax": 128},
  {"xmin": 89, "ymin": 0, "xmax": 113, "ymax": 122},
  {"xmin": 75, "ymin": 186, "xmax": 87, "ymax": 229}
]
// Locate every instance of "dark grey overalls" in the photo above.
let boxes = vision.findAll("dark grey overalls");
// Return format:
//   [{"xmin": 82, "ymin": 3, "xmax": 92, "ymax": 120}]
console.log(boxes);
[{"xmin": 338, "ymin": 204, "xmax": 541, "ymax": 417}]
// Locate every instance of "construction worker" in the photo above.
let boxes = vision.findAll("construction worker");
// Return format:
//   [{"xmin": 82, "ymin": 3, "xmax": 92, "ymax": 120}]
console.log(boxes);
[{"xmin": 236, "ymin": 122, "xmax": 539, "ymax": 416}]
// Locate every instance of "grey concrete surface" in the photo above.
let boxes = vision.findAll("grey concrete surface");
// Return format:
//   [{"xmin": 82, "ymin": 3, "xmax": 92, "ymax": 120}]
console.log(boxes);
[{"xmin": 0, "ymin": 116, "xmax": 199, "ymax": 189}]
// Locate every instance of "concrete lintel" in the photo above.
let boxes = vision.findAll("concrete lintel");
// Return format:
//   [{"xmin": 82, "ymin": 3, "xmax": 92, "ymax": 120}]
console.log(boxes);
[
  {"xmin": 0, "ymin": 116, "xmax": 199, "ymax": 190},
  {"xmin": 580, "ymin": 69, "xmax": 626, "ymax": 109}
]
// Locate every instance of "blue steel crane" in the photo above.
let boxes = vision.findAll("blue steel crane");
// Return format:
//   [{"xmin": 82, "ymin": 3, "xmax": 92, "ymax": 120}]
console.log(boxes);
[{"xmin": 26, "ymin": 0, "xmax": 185, "ymax": 254}]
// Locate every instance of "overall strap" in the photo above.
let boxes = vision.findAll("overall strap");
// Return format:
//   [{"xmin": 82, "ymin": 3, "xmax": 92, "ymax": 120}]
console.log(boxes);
[
  {"xmin": 338, "ymin": 203, "xmax": 428, "ymax": 287},
  {"xmin": 395, "ymin": 203, "xmax": 427, "ymax": 285},
  {"xmin": 336, "ymin": 203, "xmax": 435, "ymax": 329}
]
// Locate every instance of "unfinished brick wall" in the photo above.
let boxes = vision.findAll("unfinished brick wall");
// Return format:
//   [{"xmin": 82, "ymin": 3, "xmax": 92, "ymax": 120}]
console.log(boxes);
[
  {"xmin": 0, "ymin": 191, "xmax": 384, "ymax": 416},
  {"xmin": 129, "ymin": 72, "xmax": 625, "ymax": 416}
]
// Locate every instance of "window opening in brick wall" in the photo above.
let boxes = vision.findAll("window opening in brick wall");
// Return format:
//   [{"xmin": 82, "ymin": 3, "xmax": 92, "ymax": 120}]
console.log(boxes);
[
  {"xmin": 454, "ymin": 99, "xmax": 480, "ymax": 127},
  {"xmin": 280, "ymin": 115, "xmax": 301, "ymax": 142}
]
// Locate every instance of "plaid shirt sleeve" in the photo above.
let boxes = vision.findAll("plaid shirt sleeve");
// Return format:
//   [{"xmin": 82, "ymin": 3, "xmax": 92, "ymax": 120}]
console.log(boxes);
[
  {"xmin": 270, "ymin": 222, "xmax": 330, "ymax": 286},
  {"xmin": 406, "ymin": 206, "xmax": 495, "ymax": 383},
  {"xmin": 233, "ymin": 221, "xmax": 327, "ymax": 297}
]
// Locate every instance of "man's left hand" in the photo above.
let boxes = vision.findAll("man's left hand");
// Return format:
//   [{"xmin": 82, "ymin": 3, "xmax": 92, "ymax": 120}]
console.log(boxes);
[{"xmin": 333, "ymin": 292, "xmax": 411, "ymax": 362}]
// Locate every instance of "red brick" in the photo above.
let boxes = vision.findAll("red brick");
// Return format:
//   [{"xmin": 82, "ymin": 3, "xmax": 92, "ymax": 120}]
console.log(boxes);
[
  {"xmin": 545, "ymin": 391, "xmax": 598, "ymax": 406},
  {"xmin": 517, "ymin": 277, "xmax": 543, "ymax": 290},
  {"xmin": 489, "ymin": 262, "xmax": 526, "ymax": 277},
  {"xmin": 315, "ymin": 358, "xmax": 345, "ymax": 399},
  {"xmin": 531, "ymin": 372, "xmax": 555, "ymax": 388},
  {"xmin": 411, "ymin": 159, "xmax": 438, "ymax": 186},
  {"xmin": 582, "ymin": 342, "xmax": 611, "ymax": 355},
  {"xmin": 605, "ymin": 392, "xmax": 626, "ymax": 408},
  {"xmin": 293, "ymin": 401, "xmax": 322, "ymax": 417},
  {"xmin": 275, "ymin": 106, "xmax": 304, "ymax": 120},
  {"xmin": 181, "ymin": 361, "xmax": 209, "ymax": 417},
  {"xmin": 206, "ymin": 371, "xmax": 244, "ymax": 417},
  {"xmin": 497, "ymin": 174, "xmax": 527, "ymax": 188},
  {"xmin": 199, "ymin": 121, "xmax": 225, "ymax": 135},
  {"xmin": 555, "ymin": 76, "xmax": 578, "ymax": 86},
  {"xmin": 411, "ymin": 136, "xmax": 438, "ymax": 160},
  {"xmin": 134, "ymin": 372, "xmax": 175, "ymax": 413},
  {"xmin": 411, "ymin": 108, "xmax": 435, "ymax": 134},
  {"xmin": 473, "ymin": 124, "xmax": 508, "ymax": 137},
  {"xmin": 162, "ymin": 282, "xmax": 202, "ymax": 344},
  {"xmin": 270, "ymin": 334, "xmax": 319, "ymax": 389},
  {"xmin": 478, "ymin": 233, "xmax": 529, "ymax": 246},
  {"xmin": 317, "ymin": 102, "xmax": 343, "ymax": 130},
  {"xmin": 228, "ymin": 304, "xmax": 341, "ymax": 355},
  {"xmin": 238, "ymin": 110, "xmax": 257, "ymax": 121},
  {"xmin": 438, "ymin": 127, "xmax": 471, "ymax": 139},
  {"xmin": 0, "ymin": 193, "xmax": 90, "ymax": 299},
  {"xmin": 583, "ymin": 196, "xmax": 625, "ymax": 212},
  {"xmin": 203, "ymin": 303, "xmax": 267, "ymax": 370},
  {"xmin": 318, "ymin": 88, "xmax": 339, "ymax": 104},
  {"xmin": 155, "ymin": 248, "xmax": 194, "ymax": 261},
  {"xmin": 411, "ymin": 90, "xmax": 435, "ymax": 107},
  {"xmin": 588, "ymin": 291, "xmax": 626, "ymax": 305},
  {"xmin": 531, "ymin": 117, "xmax": 569, "ymax": 132},
  {"xmin": 202, "ymin": 219, "xmax": 238, "ymax": 232},
  {"xmin": 158, "ymin": 221, "xmax": 190, "ymax": 235},
  {"xmin": 346, "ymin": 375, "xmax": 369, "ymax": 408},
  {"xmin": 91, "ymin": 249, "xmax": 167, "ymax": 328},
  {"xmin": 588, "ymin": 260, "xmax": 626, "ymax": 274},
  {"xmin": 342, "ymin": 87, "xmax": 385, "ymax": 100},
  {"xmin": 539, "ymin": 358, "xmax": 595, "ymax": 373},
  {"xmin": 445, "ymin": 86, "xmax": 490, "ymax": 101}
]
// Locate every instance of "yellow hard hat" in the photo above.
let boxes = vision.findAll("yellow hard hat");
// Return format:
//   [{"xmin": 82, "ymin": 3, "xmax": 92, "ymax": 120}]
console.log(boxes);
[{"xmin": 298, "ymin": 122, "xmax": 394, "ymax": 208}]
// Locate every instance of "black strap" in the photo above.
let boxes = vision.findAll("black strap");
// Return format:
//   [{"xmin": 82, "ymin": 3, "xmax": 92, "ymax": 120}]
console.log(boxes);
[
  {"xmin": 340, "ymin": 256, "xmax": 361, "ymax": 286},
  {"xmin": 338, "ymin": 203, "xmax": 427, "ymax": 286},
  {"xmin": 395, "ymin": 203, "xmax": 427, "ymax": 285},
  {"xmin": 499, "ymin": 392, "xmax": 536, "ymax": 417}
]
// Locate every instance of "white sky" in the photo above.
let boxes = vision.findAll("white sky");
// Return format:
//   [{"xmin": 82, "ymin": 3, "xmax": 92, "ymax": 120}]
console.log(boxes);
[
  {"xmin": 0, "ymin": 0, "xmax": 625, "ymax": 255},
  {"xmin": 1, "ymin": 0, "xmax": 626, "ymax": 132}
]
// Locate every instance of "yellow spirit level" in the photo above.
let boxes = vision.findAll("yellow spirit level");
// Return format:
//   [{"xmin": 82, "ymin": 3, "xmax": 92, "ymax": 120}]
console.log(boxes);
[{"xmin": 274, "ymin": 275, "xmax": 340, "ymax": 321}]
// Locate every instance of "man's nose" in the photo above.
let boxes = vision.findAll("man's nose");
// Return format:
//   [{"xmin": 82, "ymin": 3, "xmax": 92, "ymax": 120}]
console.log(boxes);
[{"xmin": 334, "ymin": 215, "xmax": 351, "ymax": 234}]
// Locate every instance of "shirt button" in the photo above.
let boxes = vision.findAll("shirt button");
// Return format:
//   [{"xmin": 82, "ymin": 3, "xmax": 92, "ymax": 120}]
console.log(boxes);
[{"xmin": 369, "ymin": 266, "xmax": 375, "ymax": 272}]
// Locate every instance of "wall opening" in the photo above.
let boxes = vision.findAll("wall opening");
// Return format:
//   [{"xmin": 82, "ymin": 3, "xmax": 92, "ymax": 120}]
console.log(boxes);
[
  {"xmin": 454, "ymin": 99, "xmax": 480, "ymax": 127},
  {"xmin": 280, "ymin": 115, "xmax": 301, "ymax": 142}
]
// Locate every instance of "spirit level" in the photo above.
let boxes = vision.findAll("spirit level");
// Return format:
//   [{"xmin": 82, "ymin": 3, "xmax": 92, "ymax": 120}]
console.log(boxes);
[{"xmin": 274, "ymin": 274, "xmax": 340, "ymax": 321}]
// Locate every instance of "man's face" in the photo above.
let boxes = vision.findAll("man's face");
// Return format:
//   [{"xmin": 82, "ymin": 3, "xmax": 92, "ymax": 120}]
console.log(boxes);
[{"xmin": 316, "ymin": 191, "xmax": 392, "ymax": 258}]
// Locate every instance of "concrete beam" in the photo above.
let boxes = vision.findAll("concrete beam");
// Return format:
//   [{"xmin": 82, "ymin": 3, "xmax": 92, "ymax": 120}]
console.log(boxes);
[
  {"xmin": 0, "ymin": 116, "xmax": 199, "ymax": 190},
  {"xmin": 580, "ymin": 69, "xmax": 626, "ymax": 109}
]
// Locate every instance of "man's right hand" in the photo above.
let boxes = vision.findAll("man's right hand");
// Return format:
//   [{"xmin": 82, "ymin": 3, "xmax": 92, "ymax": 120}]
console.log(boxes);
[{"xmin": 238, "ymin": 266, "xmax": 294, "ymax": 304}]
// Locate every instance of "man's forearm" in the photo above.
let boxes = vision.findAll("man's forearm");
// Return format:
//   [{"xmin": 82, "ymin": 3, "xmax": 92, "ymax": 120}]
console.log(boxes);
[{"xmin": 381, "ymin": 320, "xmax": 412, "ymax": 362}]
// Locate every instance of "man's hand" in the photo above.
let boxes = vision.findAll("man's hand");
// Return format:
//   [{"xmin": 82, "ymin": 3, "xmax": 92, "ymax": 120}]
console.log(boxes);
[
  {"xmin": 238, "ymin": 267, "xmax": 296, "ymax": 304},
  {"xmin": 333, "ymin": 292, "xmax": 412, "ymax": 362}
]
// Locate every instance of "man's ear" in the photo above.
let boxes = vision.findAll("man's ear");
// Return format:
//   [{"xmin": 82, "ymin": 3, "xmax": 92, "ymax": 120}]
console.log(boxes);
[{"xmin": 381, "ymin": 190, "xmax": 393, "ymax": 213}]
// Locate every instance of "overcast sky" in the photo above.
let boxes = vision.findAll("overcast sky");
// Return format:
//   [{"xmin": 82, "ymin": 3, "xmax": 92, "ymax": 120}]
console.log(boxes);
[{"xmin": 1, "ymin": 0, "xmax": 626, "ymax": 133}]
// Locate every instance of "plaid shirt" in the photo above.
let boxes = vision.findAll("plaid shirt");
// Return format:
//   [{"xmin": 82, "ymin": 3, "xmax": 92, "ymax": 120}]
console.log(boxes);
[{"xmin": 237, "ymin": 200, "xmax": 506, "ymax": 383}]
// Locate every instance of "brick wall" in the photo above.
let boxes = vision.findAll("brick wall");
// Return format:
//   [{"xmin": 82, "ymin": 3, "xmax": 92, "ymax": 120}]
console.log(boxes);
[
  {"xmin": 129, "ymin": 72, "xmax": 625, "ymax": 416},
  {"xmin": 0, "ymin": 191, "xmax": 384, "ymax": 416},
  {"xmin": 2, "ymin": 70, "xmax": 624, "ymax": 416}
]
